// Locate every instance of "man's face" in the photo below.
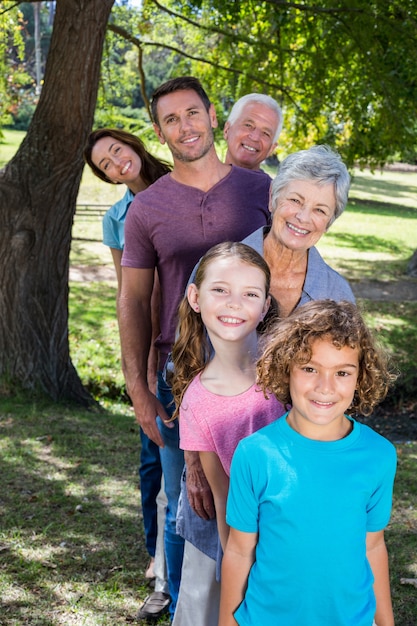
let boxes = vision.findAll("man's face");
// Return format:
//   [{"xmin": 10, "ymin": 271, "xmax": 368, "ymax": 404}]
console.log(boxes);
[
  {"xmin": 153, "ymin": 89, "xmax": 218, "ymax": 163},
  {"xmin": 224, "ymin": 102, "xmax": 279, "ymax": 169}
]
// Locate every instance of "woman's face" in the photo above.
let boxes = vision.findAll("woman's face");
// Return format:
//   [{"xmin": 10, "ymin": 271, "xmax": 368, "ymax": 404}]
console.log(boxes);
[
  {"xmin": 270, "ymin": 180, "xmax": 336, "ymax": 251},
  {"xmin": 91, "ymin": 136, "xmax": 142, "ymax": 185}
]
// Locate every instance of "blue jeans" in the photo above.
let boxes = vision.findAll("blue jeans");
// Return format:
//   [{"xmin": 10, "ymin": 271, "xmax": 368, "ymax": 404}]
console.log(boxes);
[
  {"xmin": 138, "ymin": 427, "xmax": 162, "ymax": 558},
  {"xmin": 157, "ymin": 371, "xmax": 185, "ymax": 618}
]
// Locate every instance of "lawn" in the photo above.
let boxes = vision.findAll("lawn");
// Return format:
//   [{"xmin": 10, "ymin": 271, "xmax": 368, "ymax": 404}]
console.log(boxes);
[{"xmin": 1, "ymin": 129, "xmax": 417, "ymax": 624}]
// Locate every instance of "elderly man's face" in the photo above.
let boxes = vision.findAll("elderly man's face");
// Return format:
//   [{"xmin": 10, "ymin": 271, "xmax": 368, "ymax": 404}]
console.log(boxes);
[{"xmin": 224, "ymin": 102, "xmax": 279, "ymax": 170}]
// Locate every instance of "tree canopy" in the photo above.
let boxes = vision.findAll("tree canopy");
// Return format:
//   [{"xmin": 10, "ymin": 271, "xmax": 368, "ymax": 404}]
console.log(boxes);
[
  {"xmin": 133, "ymin": 0, "xmax": 417, "ymax": 167},
  {"xmin": 3, "ymin": 0, "xmax": 417, "ymax": 166}
]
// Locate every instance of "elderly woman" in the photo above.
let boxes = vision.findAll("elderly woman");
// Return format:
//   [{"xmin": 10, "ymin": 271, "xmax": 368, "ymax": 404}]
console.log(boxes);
[
  {"xmin": 172, "ymin": 144, "xmax": 355, "ymax": 626},
  {"xmin": 244, "ymin": 144, "xmax": 354, "ymax": 316}
]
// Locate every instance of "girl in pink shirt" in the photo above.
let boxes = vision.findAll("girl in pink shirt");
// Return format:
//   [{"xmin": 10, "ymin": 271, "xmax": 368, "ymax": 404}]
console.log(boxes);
[{"xmin": 172, "ymin": 241, "xmax": 285, "ymax": 551}]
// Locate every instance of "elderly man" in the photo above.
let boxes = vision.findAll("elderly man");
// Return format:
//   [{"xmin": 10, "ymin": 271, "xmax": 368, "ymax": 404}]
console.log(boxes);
[{"xmin": 223, "ymin": 93, "xmax": 283, "ymax": 170}]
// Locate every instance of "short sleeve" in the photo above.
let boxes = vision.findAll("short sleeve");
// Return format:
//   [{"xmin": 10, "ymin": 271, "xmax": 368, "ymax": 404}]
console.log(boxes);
[
  {"xmin": 102, "ymin": 210, "xmax": 123, "ymax": 249},
  {"xmin": 366, "ymin": 442, "xmax": 397, "ymax": 532},
  {"xmin": 226, "ymin": 439, "xmax": 260, "ymax": 533},
  {"xmin": 179, "ymin": 398, "xmax": 213, "ymax": 452},
  {"xmin": 122, "ymin": 198, "xmax": 157, "ymax": 268}
]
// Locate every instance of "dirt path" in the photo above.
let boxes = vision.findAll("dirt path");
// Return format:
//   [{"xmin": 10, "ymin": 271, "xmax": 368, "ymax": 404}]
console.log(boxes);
[{"xmin": 350, "ymin": 279, "xmax": 417, "ymax": 302}]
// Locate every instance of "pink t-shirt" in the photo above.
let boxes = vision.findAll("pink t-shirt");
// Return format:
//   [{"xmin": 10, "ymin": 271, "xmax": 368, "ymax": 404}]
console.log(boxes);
[{"xmin": 179, "ymin": 373, "xmax": 285, "ymax": 476}]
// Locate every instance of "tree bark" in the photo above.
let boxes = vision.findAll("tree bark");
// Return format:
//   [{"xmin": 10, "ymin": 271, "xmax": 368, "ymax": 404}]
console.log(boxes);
[{"xmin": 0, "ymin": 0, "xmax": 115, "ymax": 405}]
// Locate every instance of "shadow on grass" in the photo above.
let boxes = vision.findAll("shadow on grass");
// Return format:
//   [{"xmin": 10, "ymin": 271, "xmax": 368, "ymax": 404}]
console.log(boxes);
[
  {"xmin": 0, "ymin": 402, "xmax": 152, "ymax": 625},
  {"xmin": 350, "ymin": 176, "xmax": 417, "ymax": 205},
  {"xmin": 325, "ymin": 230, "xmax": 408, "ymax": 255},
  {"xmin": 387, "ymin": 442, "xmax": 417, "ymax": 626},
  {"xmin": 69, "ymin": 282, "xmax": 117, "ymax": 330},
  {"xmin": 387, "ymin": 528, "xmax": 417, "ymax": 626}
]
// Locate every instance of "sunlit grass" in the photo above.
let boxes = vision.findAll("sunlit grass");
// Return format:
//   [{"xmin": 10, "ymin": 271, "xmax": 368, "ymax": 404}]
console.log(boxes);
[{"xmin": 318, "ymin": 201, "xmax": 416, "ymax": 280}]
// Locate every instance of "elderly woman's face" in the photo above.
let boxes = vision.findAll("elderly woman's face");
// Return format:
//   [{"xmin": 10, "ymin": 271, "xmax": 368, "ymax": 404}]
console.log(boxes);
[{"xmin": 270, "ymin": 180, "xmax": 336, "ymax": 251}]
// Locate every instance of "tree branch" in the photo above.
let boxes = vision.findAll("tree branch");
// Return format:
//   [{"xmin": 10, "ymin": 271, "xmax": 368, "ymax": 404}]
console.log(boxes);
[
  {"xmin": 149, "ymin": 0, "xmax": 258, "ymax": 46},
  {"xmin": 107, "ymin": 22, "xmax": 309, "ymax": 121}
]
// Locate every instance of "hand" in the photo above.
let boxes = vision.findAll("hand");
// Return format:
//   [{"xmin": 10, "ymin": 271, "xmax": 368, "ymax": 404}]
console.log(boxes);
[
  {"xmin": 129, "ymin": 384, "xmax": 172, "ymax": 447},
  {"xmin": 185, "ymin": 450, "xmax": 215, "ymax": 520}
]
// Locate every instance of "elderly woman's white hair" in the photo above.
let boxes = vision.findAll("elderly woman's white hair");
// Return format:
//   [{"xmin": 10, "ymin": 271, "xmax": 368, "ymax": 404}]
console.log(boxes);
[
  {"xmin": 269, "ymin": 145, "xmax": 351, "ymax": 226},
  {"xmin": 227, "ymin": 93, "xmax": 283, "ymax": 143}
]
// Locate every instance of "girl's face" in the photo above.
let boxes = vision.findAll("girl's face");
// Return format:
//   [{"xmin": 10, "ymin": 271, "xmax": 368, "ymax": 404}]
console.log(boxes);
[
  {"xmin": 91, "ymin": 136, "xmax": 143, "ymax": 186},
  {"xmin": 187, "ymin": 257, "xmax": 270, "ymax": 344},
  {"xmin": 287, "ymin": 337, "xmax": 359, "ymax": 441},
  {"xmin": 270, "ymin": 180, "xmax": 336, "ymax": 252}
]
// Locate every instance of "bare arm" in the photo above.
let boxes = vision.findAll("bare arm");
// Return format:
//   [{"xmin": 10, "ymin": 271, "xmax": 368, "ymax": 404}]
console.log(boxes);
[
  {"xmin": 111, "ymin": 249, "xmax": 160, "ymax": 396},
  {"xmin": 200, "ymin": 451, "xmax": 230, "ymax": 547},
  {"xmin": 110, "ymin": 248, "xmax": 123, "ymax": 293},
  {"xmin": 184, "ymin": 450, "xmax": 215, "ymax": 520},
  {"xmin": 147, "ymin": 270, "xmax": 161, "ymax": 394},
  {"xmin": 118, "ymin": 266, "xmax": 168, "ymax": 446},
  {"xmin": 219, "ymin": 527, "xmax": 257, "ymax": 626},
  {"xmin": 366, "ymin": 530, "xmax": 394, "ymax": 626}
]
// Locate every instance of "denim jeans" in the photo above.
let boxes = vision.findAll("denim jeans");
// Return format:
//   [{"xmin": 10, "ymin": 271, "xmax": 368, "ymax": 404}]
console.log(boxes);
[
  {"xmin": 138, "ymin": 427, "xmax": 162, "ymax": 557},
  {"xmin": 156, "ymin": 371, "xmax": 185, "ymax": 618}
]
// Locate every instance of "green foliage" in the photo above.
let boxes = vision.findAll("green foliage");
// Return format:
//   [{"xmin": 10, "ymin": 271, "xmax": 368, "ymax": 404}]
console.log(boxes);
[
  {"xmin": 0, "ymin": 2, "xmax": 34, "ymax": 127},
  {"xmin": 362, "ymin": 301, "xmax": 417, "ymax": 406},
  {"xmin": 2, "ymin": 1, "xmax": 417, "ymax": 164},
  {"xmin": 131, "ymin": 0, "xmax": 417, "ymax": 166},
  {"xmin": 93, "ymin": 105, "xmax": 151, "ymax": 134}
]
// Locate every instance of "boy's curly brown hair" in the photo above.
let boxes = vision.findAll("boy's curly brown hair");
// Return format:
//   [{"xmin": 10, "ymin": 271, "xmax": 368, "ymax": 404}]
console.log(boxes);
[{"xmin": 257, "ymin": 300, "xmax": 397, "ymax": 416}]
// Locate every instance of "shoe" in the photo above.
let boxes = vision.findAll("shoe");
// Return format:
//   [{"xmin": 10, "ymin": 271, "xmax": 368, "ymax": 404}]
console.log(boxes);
[{"xmin": 136, "ymin": 591, "xmax": 170, "ymax": 622}]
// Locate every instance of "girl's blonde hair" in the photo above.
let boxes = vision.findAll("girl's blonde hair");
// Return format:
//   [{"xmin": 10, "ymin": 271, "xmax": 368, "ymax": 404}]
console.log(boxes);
[
  {"xmin": 171, "ymin": 242, "xmax": 273, "ymax": 416},
  {"xmin": 257, "ymin": 299, "xmax": 396, "ymax": 416}
]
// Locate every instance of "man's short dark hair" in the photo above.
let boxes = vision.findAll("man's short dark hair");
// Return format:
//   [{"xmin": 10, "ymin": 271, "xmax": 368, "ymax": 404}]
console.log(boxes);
[{"xmin": 151, "ymin": 76, "xmax": 211, "ymax": 126}]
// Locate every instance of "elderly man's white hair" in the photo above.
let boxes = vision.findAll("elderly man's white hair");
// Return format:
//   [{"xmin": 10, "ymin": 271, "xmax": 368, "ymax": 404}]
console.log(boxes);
[{"xmin": 227, "ymin": 93, "xmax": 283, "ymax": 143}]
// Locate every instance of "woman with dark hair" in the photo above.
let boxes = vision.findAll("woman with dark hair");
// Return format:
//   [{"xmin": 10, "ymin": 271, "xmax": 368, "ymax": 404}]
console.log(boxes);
[
  {"xmin": 84, "ymin": 128, "xmax": 171, "ymax": 285},
  {"xmin": 84, "ymin": 129, "xmax": 172, "ymax": 621}
]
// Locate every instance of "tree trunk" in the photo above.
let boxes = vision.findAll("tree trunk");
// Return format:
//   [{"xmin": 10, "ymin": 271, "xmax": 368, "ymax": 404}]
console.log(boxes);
[{"xmin": 0, "ymin": 0, "xmax": 115, "ymax": 405}]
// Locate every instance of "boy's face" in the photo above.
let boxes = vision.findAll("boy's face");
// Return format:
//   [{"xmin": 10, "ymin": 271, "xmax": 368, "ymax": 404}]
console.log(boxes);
[{"xmin": 287, "ymin": 338, "xmax": 359, "ymax": 441}]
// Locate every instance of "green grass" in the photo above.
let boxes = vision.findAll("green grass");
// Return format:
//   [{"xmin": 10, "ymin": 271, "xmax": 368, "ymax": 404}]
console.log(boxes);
[
  {"xmin": 0, "ymin": 128, "xmax": 26, "ymax": 165},
  {"xmin": 1, "ymin": 129, "xmax": 417, "ymax": 624},
  {"xmin": 0, "ymin": 399, "xmax": 166, "ymax": 625},
  {"xmin": 0, "ymin": 399, "xmax": 415, "ymax": 624},
  {"xmin": 318, "ymin": 200, "xmax": 416, "ymax": 281}
]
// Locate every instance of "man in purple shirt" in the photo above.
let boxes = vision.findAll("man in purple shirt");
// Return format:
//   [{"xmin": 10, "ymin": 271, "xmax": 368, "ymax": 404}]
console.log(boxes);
[{"xmin": 119, "ymin": 77, "xmax": 271, "ymax": 621}]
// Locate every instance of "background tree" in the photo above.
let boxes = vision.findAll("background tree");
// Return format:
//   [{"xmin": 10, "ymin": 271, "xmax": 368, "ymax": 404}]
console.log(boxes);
[
  {"xmin": 138, "ymin": 0, "xmax": 417, "ymax": 166},
  {"xmin": 0, "ymin": 0, "xmax": 115, "ymax": 404}
]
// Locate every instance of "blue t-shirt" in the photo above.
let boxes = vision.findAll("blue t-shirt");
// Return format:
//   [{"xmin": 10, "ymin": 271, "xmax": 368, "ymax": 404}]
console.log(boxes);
[
  {"xmin": 227, "ymin": 414, "xmax": 396, "ymax": 626},
  {"xmin": 102, "ymin": 188, "xmax": 134, "ymax": 250}
]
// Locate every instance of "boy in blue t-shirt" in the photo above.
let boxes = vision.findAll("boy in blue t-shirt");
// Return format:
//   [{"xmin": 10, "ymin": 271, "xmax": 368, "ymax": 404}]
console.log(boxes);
[{"xmin": 220, "ymin": 300, "xmax": 396, "ymax": 626}]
